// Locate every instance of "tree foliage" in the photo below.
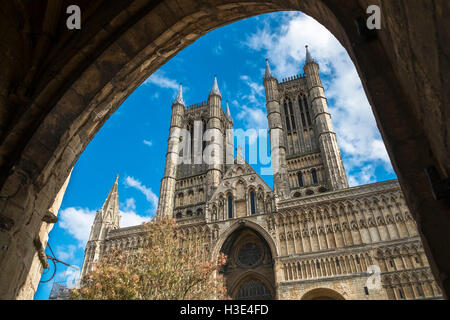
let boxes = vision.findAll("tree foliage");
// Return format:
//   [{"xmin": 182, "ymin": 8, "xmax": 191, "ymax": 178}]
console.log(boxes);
[{"xmin": 71, "ymin": 216, "xmax": 228, "ymax": 300}]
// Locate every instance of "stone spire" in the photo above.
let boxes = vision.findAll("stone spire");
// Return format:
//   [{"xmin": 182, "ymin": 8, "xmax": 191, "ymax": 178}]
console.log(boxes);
[
  {"xmin": 226, "ymin": 101, "xmax": 232, "ymax": 121},
  {"xmin": 264, "ymin": 58, "xmax": 273, "ymax": 79},
  {"xmin": 174, "ymin": 83, "xmax": 185, "ymax": 106},
  {"xmin": 100, "ymin": 174, "xmax": 120, "ymax": 219},
  {"xmin": 236, "ymin": 145, "xmax": 245, "ymax": 164},
  {"xmin": 82, "ymin": 174, "xmax": 120, "ymax": 277},
  {"xmin": 209, "ymin": 75, "xmax": 221, "ymax": 97},
  {"xmin": 305, "ymin": 45, "xmax": 314, "ymax": 64}
]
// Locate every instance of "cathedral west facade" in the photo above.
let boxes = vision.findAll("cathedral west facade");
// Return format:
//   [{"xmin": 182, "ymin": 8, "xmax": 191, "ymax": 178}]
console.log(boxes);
[{"xmin": 80, "ymin": 47, "xmax": 442, "ymax": 300}]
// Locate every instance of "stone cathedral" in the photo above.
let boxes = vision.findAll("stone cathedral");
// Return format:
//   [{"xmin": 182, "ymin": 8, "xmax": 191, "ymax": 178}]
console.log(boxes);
[{"xmin": 81, "ymin": 47, "xmax": 442, "ymax": 300}]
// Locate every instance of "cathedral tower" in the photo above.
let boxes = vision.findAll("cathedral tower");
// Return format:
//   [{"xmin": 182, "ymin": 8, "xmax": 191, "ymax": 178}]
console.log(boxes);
[
  {"xmin": 157, "ymin": 77, "xmax": 233, "ymax": 220},
  {"xmin": 303, "ymin": 46, "xmax": 348, "ymax": 190},
  {"xmin": 263, "ymin": 46, "xmax": 348, "ymax": 198},
  {"xmin": 263, "ymin": 59, "xmax": 290, "ymax": 200},
  {"xmin": 157, "ymin": 84, "xmax": 185, "ymax": 216},
  {"xmin": 81, "ymin": 175, "xmax": 120, "ymax": 277},
  {"xmin": 206, "ymin": 76, "xmax": 225, "ymax": 196}
]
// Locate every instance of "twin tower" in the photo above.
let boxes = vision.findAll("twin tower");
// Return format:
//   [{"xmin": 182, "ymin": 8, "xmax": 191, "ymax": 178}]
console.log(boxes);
[{"xmin": 157, "ymin": 46, "xmax": 349, "ymax": 217}]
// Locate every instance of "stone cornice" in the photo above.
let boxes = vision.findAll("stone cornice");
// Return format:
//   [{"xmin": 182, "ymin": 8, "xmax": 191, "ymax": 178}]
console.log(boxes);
[
  {"xmin": 277, "ymin": 180, "xmax": 401, "ymax": 210},
  {"xmin": 276, "ymin": 236, "xmax": 422, "ymax": 263}
]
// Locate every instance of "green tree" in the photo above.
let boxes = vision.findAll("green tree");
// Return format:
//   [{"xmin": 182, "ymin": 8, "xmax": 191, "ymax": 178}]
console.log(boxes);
[{"xmin": 71, "ymin": 216, "xmax": 228, "ymax": 300}]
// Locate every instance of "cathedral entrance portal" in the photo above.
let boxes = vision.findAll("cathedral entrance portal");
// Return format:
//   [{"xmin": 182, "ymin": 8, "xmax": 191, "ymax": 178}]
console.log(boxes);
[
  {"xmin": 301, "ymin": 288, "xmax": 345, "ymax": 300},
  {"xmin": 219, "ymin": 227, "xmax": 275, "ymax": 300}
]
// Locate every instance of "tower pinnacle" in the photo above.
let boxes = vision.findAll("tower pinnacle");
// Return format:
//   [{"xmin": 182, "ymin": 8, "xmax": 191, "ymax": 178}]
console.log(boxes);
[
  {"xmin": 226, "ymin": 101, "xmax": 232, "ymax": 121},
  {"xmin": 264, "ymin": 58, "xmax": 273, "ymax": 79},
  {"xmin": 174, "ymin": 83, "xmax": 185, "ymax": 106},
  {"xmin": 209, "ymin": 75, "xmax": 221, "ymax": 97},
  {"xmin": 101, "ymin": 174, "xmax": 119, "ymax": 214},
  {"xmin": 305, "ymin": 45, "xmax": 314, "ymax": 64}
]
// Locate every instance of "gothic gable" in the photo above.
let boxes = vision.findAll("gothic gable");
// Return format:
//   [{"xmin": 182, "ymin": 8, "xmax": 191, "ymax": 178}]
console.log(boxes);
[{"xmin": 206, "ymin": 159, "xmax": 274, "ymax": 222}]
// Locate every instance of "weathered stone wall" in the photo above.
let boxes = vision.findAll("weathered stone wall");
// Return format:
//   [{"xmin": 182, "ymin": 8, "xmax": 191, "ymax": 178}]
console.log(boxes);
[
  {"xmin": 279, "ymin": 276, "xmax": 387, "ymax": 300},
  {"xmin": 16, "ymin": 170, "xmax": 72, "ymax": 299}
]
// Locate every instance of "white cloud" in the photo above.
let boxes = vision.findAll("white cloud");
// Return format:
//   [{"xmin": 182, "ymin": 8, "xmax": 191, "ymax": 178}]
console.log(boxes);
[
  {"xmin": 239, "ymin": 75, "xmax": 265, "ymax": 104},
  {"xmin": 119, "ymin": 210, "xmax": 150, "ymax": 227},
  {"xmin": 233, "ymin": 75, "xmax": 268, "ymax": 142},
  {"xmin": 144, "ymin": 71, "xmax": 179, "ymax": 90},
  {"xmin": 55, "ymin": 267, "xmax": 81, "ymax": 289},
  {"xmin": 59, "ymin": 207, "xmax": 96, "ymax": 247},
  {"xmin": 55, "ymin": 244, "xmax": 78, "ymax": 262},
  {"xmin": 119, "ymin": 197, "xmax": 150, "ymax": 227},
  {"xmin": 123, "ymin": 198, "xmax": 136, "ymax": 211},
  {"xmin": 124, "ymin": 176, "xmax": 159, "ymax": 211},
  {"xmin": 245, "ymin": 12, "xmax": 394, "ymax": 184},
  {"xmin": 348, "ymin": 165, "xmax": 376, "ymax": 187},
  {"xmin": 236, "ymin": 104, "xmax": 267, "ymax": 130},
  {"xmin": 213, "ymin": 43, "xmax": 223, "ymax": 55},
  {"xmin": 143, "ymin": 139, "xmax": 153, "ymax": 147},
  {"xmin": 59, "ymin": 201, "xmax": 150, "ymax": 247}
]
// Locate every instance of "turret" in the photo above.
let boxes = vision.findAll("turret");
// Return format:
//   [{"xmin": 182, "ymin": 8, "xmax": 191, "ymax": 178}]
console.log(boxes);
[
  {"xmin": 157, "ymin": 84, "xmax": 185, "ymax": 216},
  {"xmin": 225, "ymin": 101, "xmax": 232, "ymax": 122},
  {"xmin": 303, "ymin": 46, "xmax": 348, "ymax": 190},
  {"xmin": 225, "ymin": 101, "xmax": 234, "ymax": 166},
  {"xmin": 263, "ymin": 59, "xmax": 290, "ymax": 199},
  {"xmin": 81, "ymin": 175, "xmax": 120, "ymax": 278},
  {"xmin": 206, "ymin": 76, "xmax": 224, "ymax": 196}
]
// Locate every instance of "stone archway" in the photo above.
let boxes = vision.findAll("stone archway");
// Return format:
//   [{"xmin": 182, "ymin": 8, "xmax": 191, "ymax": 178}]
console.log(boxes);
[
  {"xmin": 232, "ymin": 273, "xmax": 274, "ymax": 300},
  {"xmin": 301, "ymin": 288, "xmax": 346, "ymax": 300},
  {"xmin": 219, "ymin": 226, "xmax": 276, "ymax": 300},
  {"xmin": 0, "ymin": 0, "xmax": 448, "ymax": 299}
]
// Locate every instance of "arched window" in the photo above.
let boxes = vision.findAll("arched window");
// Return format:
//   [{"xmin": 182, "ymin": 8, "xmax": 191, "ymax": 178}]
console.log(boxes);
[
  {"xmin": 284, "ymin": 101, "xmax": 291, "ymax": 131},
  {"xmin": 417, "ymin": 286, "xmax": 423, "ymax": 297},
  {"xmin": 311, "ymin": 169, "xmax": 318, "ymax": 184},
  {"xmin": 289, "ymin": 100, "xmax": 296, "ymax": 130},
  {"xmin": 303, "ymin": 96, "xmax": 312, "ymax": 126},
  {"xmin": 187, "ymin": 122, "xmax": 194, "ymax": 163},
  {"xmin": 202, "ymin": 120, "xmax": 207, "ymax": 151},
  {"xmin": 250, "ymin": 191, "xmax": 256, "ymax": 215},
  {"xmin": 298, "ymin": 95, "xmax": 307, "ymax": 127},
  {"xmin": 435, "ymin": 285, "xmax": 441, "ymax": 295},
  {"xmin": 228, "ymin": 194, "xmax": 233, "ymax": 219},
  {"xmin": 297, "ymin": 172, "xmax": 304, "ymax": 187},
  {"xmin": 235, "ymin": 278, "xmax": 272, "ymax": 300}
]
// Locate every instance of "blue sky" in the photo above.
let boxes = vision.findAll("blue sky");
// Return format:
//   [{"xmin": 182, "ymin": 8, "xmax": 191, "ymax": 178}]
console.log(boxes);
[{"xmin": 34, "ymin": 11, "xmax": 396, "ymax": 299}]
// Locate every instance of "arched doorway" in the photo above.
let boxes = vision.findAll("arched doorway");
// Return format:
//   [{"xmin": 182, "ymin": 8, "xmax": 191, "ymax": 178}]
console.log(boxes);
[
  {"xmin": 301, "ymin": 288, "xmax": 345, "ymax": 300},
  {"xmin": 220, "ymin": 227, "xmax": 275, "ymax": 300}
]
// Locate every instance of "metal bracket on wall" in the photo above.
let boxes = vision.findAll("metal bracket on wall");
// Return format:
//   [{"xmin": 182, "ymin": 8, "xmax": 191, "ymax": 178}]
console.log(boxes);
[
  {"xmin": 42, "ymin": 211, "xmax": 58, "ymax": 224},
  {"xmin": 34, "ymin": 238, "xmax": 49, "ymax": 269}
]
